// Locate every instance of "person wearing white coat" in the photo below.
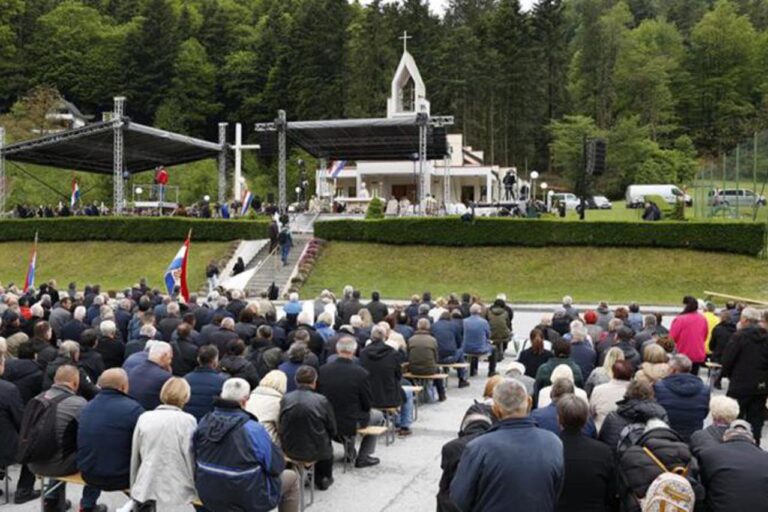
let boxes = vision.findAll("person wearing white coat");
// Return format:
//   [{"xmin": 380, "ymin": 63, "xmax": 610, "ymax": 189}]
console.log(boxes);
[
  {"xmin": 130, "ymin": 377, "xmax": 198, "ymax": 511},
  {"xmin": 245, "ymin": 370, "xmax": 287, "ymax": 445},
  {"xmin": 589, "ymin": 360, "xmax": 634, "ymax": 432}
]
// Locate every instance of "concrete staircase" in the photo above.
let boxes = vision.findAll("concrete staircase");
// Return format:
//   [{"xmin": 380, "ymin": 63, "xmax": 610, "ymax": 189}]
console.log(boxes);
[{"xmin": 244, "ymin": 234, "xmax": 311, "ymax": 298}]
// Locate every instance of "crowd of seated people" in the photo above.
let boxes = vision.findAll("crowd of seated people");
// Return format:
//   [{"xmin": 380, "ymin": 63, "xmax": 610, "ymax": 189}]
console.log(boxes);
[
  {"xmin": 2, "ymin": 282, "xmax": 768, "ymax": 512},
  {"xmin": 439, "ymin": 295, "xmax": 768, "ymax": 512}
]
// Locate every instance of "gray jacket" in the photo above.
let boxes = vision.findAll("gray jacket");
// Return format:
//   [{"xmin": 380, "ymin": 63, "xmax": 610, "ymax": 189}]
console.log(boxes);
[{"xmin": 28, "ymin": 384, "xmax": 87, "ymax": 477}]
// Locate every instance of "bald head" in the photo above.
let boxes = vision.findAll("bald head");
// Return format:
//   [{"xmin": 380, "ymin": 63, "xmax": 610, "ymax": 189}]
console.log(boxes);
[
  {"xmin": 54, "ymin": 364, "xmax": 80, "ymax": 391},
  {"xmin": 98, "ymin": 368, "xmax": 129, "ymax": 394}
]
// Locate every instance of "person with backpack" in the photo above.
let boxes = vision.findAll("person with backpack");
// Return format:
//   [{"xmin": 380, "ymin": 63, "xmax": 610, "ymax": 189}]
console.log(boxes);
[
  {"xmin": 278, "ymin": 224, "xmax": 293, "ymax": 267},
  {"xmin": 23, "ymin": 364, "xmax": 103, "ymax": 512},
  {"xmin": 598, "ymin": 380, "xmax": 668, "ymax": 456},
  {"xmin": 193, "ymin": 378, "xmax": 300, "ymax": 512},
  {"xmin": 0, "ymin": 354, "xmax": 40, "ymax": 504},
  {"xmin": 617, "ymin": 418, "xmax": 704, "ymax": 512}
]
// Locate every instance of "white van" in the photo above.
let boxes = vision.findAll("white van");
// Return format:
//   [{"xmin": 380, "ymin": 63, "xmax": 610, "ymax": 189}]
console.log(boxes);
[{"xmin": 625, "ymin": 184, "xmax": 691, "ymax": 208}]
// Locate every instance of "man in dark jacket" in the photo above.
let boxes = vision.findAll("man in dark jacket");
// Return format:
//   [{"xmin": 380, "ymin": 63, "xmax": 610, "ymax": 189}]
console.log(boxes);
[
  {"xmin": 3, "ymin": 342, "xmax": 43, "ymax": 404},
  {"xmin": 279, "ymin": 366, "xmax": 337, "ymax": 490},
  {"xmin": 206, "ymin": 317, "xmax": 239, "ymax": 355},
  {"xmin": 78, "ymin": 329, "xmax": 105, "ymax": 384},
  {"xmin": 318, "ymin": 337, "xmax": 383, "ymax": 468},
  {"xmin": 598, "ymin": 326, "xmax": 641, "ymax": 369},
  {"xmin": 286, "ymin": 315, "xmax": 325, "ymax": 357},
  {"xmin": 219, "ymin": 339, "xmax": 259, "ymax": 390},
  {"xmin": 365, "ymin": 291, "xmax": 389, "ymax": 324},
  {"xmin": 0, "ymin": 355, "xmax": 40, "ymax": 504},
  {"xmin": 28, "ymin": 321, "xmax": 57, "ymax": 370},
  {"xmin": 408, "ymin": 319, "xmax": 447, "ymax": 401},
  {"xmin": 360, "ymin": 326, "xmax": 413, "ymax": 436},
  {"xmin": 531, "ymin": 379, "xmax": 597, "ymax": 438},
  {"xmin": 433, "ymin": 312, "xmax": 469, "ymax": 387},
  {"xmin": 709, "ymin": 309, "xmax": 736, "ymax": 363},
  {"xmin": 124, "ymin": 324, "xmax": 155, "ymax": 358},
  {"xmin": 338, "ymin": 290, "xmax": 363, "ymax": 325},
  {"xmin": 77, "ymin": 369, "xmax": 144, "ymax": 495},
  {"xmin": 653, "ymin": 354, "xmax": 710, "ymax": 442},
  {"xmin": 192, "ymin": 378, "xmax": 299, "ymax": 512},
  {"xmin": 157, "ymin": 302, "xmax": 182, "ymax": 342},
  {"xmin": 557, "ymin": 395, "xmax": 616, "ymax": 512},
  {"xmin": 42, "ymin": 341, "xmax": 99, "ymax": 400},
  {"xmin": 60, "ymin": 306, "xmax": 88, "ymax": 344},
  {"xmin": 450, "ymin": 379, "xmax": 564, "ymax": 512},
  {"xmin": 721, "ymin": 306, "xmax": 768, "ymax": 444},
  {"xmin": 170, "ymin": 322, "xmax": 199, "ymax": 376},
  {"xmin": 437, "ymin": 411, "xmax": 493, "ymax": 512},
  {"xmin": 95, "ymin": 321, "xmax": 124, "ymax": 369},
  {"xmin": 184, "ymin": 345, "xmax": 227, "ymax": 422},
  {"xmin": 126, "ymin": 341, "xmax": 172, "ymax": 410},
  {"xmin": 698, "ymin": 420, "xmax": 768, "ymax": 512}
]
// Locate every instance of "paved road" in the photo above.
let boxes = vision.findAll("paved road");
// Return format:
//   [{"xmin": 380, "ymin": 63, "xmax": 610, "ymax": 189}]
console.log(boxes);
[{"xmin": 4, "ymin": 311, "xmax": 766, "ymax": 511}]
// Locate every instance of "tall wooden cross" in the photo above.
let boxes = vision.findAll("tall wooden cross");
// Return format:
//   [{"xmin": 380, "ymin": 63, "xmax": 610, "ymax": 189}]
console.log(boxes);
[{"xmin": 399, "ymin": 30, "xmax": 412, "ymax": 53}]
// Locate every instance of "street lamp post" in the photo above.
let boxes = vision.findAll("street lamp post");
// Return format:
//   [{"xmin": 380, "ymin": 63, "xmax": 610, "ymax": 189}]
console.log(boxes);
[
  {"xmin": 540, "ymin": 182, "xmax": 548, "ymax": 204},
  {"xmin": 530, "ymin": 171, "xmax": 539, "ymax": 203}
]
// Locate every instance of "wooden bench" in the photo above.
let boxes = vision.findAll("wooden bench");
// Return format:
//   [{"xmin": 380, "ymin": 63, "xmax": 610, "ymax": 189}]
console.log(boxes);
[
  {"xmin": 374, "ymin": 407, "xmax": 400, "ymax": 446},
  {"xmin": 403, "ymin": 373, "xmax": 449, "ymax": 402},
  {"xmin": 286, "ymin": 457, "xmax": 316, "ymax": 511},
  {"xmin": 342, "ymin": 425, "xmax": 390, "ymax": 473},
  {"xmin": 402, "ymin": 385, "xmax": 424, "ymax": 420},
  {"xmin": 703, "ymin": 290, "xmax": 768, "ymax": 307},
  {"xmin": 37, "ymin": 473, "xmax": 130, "ymax": 510},
  {"xmin": 441, "ymin": 363, "xmax": 470, "ymax": 386}
]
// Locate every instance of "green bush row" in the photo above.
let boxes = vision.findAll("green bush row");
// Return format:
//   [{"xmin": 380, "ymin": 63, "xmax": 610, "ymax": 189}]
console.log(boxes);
[
  {"xmin": 0, "ymin": 217, "xmax": 270, "ymax": 242},
  {"xmin": 314, "ymin": 217, "xmax": 767, "ymax": 256}
]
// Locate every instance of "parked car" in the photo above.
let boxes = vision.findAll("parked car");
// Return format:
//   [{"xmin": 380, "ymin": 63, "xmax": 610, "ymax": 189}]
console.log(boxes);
[
  {"xmin": 547, "ymin": 192, "xmax": 580, "ymax": 211},
  {"xmin": 707, "ymin": 188, "xmax": 766, "ymax": 207},
  {"xmin": 590, "ymin": 195, "xmax": 612, "ymax": 209},
  {"xmin": 625, "ymin": 184, "xmax": 692, "ymax": 208}
]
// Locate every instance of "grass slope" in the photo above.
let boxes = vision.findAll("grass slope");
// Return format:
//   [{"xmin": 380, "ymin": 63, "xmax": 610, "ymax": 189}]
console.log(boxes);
[
  {"xmin": 0, "ymin": 241, "xmax": 232, "ymax": 292},
  {"xmin": 303, "ymin": 242, "xmax": 768, "ymax": 304}
]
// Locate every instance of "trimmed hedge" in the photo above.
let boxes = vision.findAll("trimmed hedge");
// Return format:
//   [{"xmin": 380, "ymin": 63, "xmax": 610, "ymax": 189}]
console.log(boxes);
[
  {"xmin": 0, "ymin": 217, "xmax": 269, "ymax": 242},
  {"xmin": 314, "ymin": 217, "xmax": 767, "ymax": 256}
]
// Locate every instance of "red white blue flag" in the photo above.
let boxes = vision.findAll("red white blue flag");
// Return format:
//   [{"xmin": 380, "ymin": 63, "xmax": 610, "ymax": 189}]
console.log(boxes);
[
  {"xmin": 70, "ymin": 178, "xmax": 80, "ymax": 209},
  {"xmin": 329, "ymin": 160, "xmax": 347, "ymax": 178},
  {"xmin": 164, "ymin": 231, "xmax": 191, "ymax": 301},
  {"xmin": 23, "ymin": 232, "xmax": 38, "ymax": 293},
  {"xmin": 241, "ymin": 189, "xmax": 253, "ymax": 216}
]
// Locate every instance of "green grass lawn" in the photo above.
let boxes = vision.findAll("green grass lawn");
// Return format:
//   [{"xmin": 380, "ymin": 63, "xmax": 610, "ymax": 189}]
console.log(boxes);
[
  {"xmin": 0, "ymin": 241, "xmax": 233, "ymax": 292},
  {"xmin": 303, "ymin": 242, "xmax": 768, "ymax": 305}
]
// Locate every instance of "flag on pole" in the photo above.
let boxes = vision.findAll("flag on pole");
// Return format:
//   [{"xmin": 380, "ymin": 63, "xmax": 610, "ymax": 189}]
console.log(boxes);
[
  {"xmin": 70, "ymin": 178, "xmax": 81, "ymax": 209},
  {"xmin": 23, "ymin": 232, "xmax": 38, "ymax": 293},
  {"xmin": 241, "ymin": 189, "xmax": 253, "ymax": 216},
  {"xmin": 164, "ymin": 230, "xmax": 191, "ymax": 301},
  {"xmin": 329, "ymin": 160, "xmax": 347, "ymax": 178}
]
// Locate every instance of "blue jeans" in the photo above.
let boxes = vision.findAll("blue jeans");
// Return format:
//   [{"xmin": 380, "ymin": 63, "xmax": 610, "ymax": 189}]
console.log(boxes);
[
  {"xmin": 280, "ymin": 244, "xmax": 291, "ymax": 264},
  {"xmin": 440, "ymin": 349, "xmax": 467, "ymax": 380},
  {"xmin": 396, "ymin": 389, "xmax": 414, "ymax": 429}
]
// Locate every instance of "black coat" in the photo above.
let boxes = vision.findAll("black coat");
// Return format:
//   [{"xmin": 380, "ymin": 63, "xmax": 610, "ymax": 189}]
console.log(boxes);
[
  {"xmin": 235, "ymin": 322, "xmax": 258, "ymax": 346},
  {"xmin": 709, "ymin": 321, "xmax": 736, "ymax": 363},
  {"xmin": 0, "ymin": 379, "xmax": 23, "ymax": 466},
  {"xmin": 437, "ymin": 420, "xmax": 491, "ymax": 512},
  {"xmin": 78, "ymin": 346, "xmax": 105, "ymax": 383},
  {"xmin": 60, "ymin": 319, "xmax": 87, "ymax": 343},
  {"xmin": 721, "ymin": 325, "xmax": 768, "ymax": 397},
  {"xmin": 219, "ymin": 355, "xmax": 259, "ymax": 389},
  {"xmin": 42, "ymin": 355, "xmax": 99, "ymax": 400},
  {"xmin": 598, "ymin": 399, "xmax": 669, "ymax": 455},
  {"xmin": 318, "ymin": 358, "xmax": 372, "ymax": 436},
  {"xmin": 158, "ymin": 317, "xmax": 182, "ymax": 342},
  {"xmin": 286, "ymin": 325, "xmax": 324, "ymax": 357},
  {"xmin": 96, "ymin": 336, "xmax": 125, "ymax": 369},
  {"xmin": 2, "ymin": 358, "xmax": 43, "ymax": 404},
  {"xmin": 698, "ymin": 438, "xmax": 768, "ymax": 511},
  {"xmin": 365, "ymin": 300, "xmax": 389, "ymax": 324},
  {"xmin": 360, "ymin": 341, "xmax": 402, "ymax": 408},
  {"xmin": 207, "ymin": 328, "xmax": 239, "ymax": 355},
  {"xmin": 338, "ymin": 299, "xmax": 363, "ymax": 325},
  {"xmin": 279, "ymin": 387, "xmax": 337, "ymax": 462},
  {"xmin": 618, "ymin": 427, "xmax": 704, "ymax": 512},
  {"xmin": 28, "ymin": 337, "xmax": 57, "ymax": 370},
  {"xmin": 689, "ymin": 424, "xmax": 727, "ymax": 457},
  {"xmin": 558, "ymin": 431, "xmax": 617, "ymax": 512},
  {"xmin": 171, "ymin": 339, "xmax": 199, "ymax": 376}
]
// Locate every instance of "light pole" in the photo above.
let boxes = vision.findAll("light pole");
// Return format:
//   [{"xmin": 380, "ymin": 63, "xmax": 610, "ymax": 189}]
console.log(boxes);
[
  {"xmin": 530, "ymin": 171, "xmax": 539, "ymax": 203},
  {"xmin": 540, "ymin": 182, "xmax": 548, "ymax": 204}
]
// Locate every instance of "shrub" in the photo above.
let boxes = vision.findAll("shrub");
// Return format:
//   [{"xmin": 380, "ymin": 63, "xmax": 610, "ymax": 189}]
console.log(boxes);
[
  {"xmin": 314, "ymin": 217, "xmax": 765, "ymax": 256},
  {"xmin": 365, "ymin": 197, "xmax": 385, "ymax": 219},
  {"xmin": 0, "ymin": 217, "xmax": 269, "ymax": 242}
]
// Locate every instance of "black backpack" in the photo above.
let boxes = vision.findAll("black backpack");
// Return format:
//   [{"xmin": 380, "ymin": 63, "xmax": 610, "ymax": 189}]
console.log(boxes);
[
  {"xmin": 277, "ymin": 230, "xmax": 288, "ymax": 244},
  {"xmin": 16, "ymin": 392, "xmax": 70, "ymax": 464}
]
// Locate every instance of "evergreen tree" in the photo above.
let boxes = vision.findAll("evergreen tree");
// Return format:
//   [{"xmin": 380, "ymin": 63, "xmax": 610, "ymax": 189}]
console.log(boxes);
[{"xmin": 121, "ymin": 0, "xmax": 180, "ymax": 122}]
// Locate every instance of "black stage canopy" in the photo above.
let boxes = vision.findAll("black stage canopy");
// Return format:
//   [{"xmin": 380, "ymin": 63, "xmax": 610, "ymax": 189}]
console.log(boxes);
[
  {"xmin": 256, "ymin": 116, "xmax": 450, "ymax": 161},
  {"xmin": 1, "ymin": 120, "xmax": 222, "ymax": 174}
]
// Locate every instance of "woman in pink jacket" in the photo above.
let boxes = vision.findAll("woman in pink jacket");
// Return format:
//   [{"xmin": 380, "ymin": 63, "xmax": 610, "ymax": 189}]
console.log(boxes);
[{"xmin": 669, "ymin": 296, "xmax": 708, "ymax": 374}]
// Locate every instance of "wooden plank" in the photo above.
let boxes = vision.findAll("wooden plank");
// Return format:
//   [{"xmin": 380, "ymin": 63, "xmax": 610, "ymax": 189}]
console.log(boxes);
[
  {"xmin": 403, "ymin": 372, "xmax": 449, "ymax": 380},
  {"xmin": 703, "ymin": 290, "xmax": 768, "ymax": 306},
  {"xmin": 441, "ymin": 363, "xmax": 470, "ymax": 369},
  {"xmin": 357, "ymin": 425, "xmax": 388, "ymax": 436}
]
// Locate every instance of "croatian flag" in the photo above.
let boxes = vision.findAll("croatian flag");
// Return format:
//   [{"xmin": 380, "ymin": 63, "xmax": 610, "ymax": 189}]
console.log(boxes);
[
  {"xmin": 241, "ymin": 189, "xmax": 253, "ymax": 216},
  {"xmin": 329, "ymin": 160, "xmax": 347, "ymax": 179},
  {"xmin": 23, "ymin": 232, "xmax": 38, "ymax": 293},
  {"xmin": 70, "ymin": 178, "xmax": 80, "ymax": 209},
  {"xmin": 164, "ymin": 231, "xmax": 191, "ymax": 301}
]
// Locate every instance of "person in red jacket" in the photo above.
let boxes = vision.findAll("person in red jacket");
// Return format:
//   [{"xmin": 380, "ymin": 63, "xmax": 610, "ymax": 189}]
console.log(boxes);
[{"xmin": 154, "ymin": 167, "xmax": 169, "ymax": 203}]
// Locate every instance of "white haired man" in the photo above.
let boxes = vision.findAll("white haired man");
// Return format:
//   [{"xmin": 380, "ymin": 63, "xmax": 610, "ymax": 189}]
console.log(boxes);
[
  {"xmin": 722, "ymin": 306, "xmax": 768, "ymax": 445},
  {"xmin": 96, "ymin": 320, "xmax": 125, "ymax": 369},
  {"xmin": 450, "ymin": 378, "xmax": 564, "ymax": 511},
  {"xmin": 127, "ymin": 341, "xmax": 173, "ymax": 410},
  {"xmin": 462, "ymin": 304, "xmax": 498, "ymax": 377},
  {"xmin": 193, "ymin": 378, "xmax": 299, "ymax": 511}
]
